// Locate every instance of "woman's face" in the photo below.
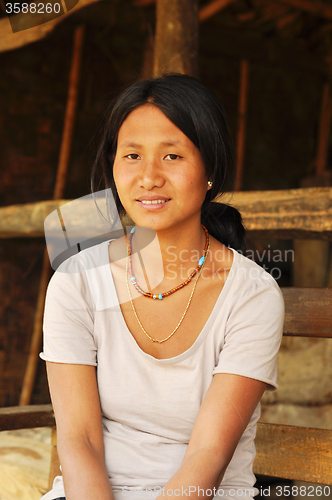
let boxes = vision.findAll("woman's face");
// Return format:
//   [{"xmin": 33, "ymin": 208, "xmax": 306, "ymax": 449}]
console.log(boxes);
[{"xmin": 113, "ymin": 104, "xmax": 211, "ymax": 232}]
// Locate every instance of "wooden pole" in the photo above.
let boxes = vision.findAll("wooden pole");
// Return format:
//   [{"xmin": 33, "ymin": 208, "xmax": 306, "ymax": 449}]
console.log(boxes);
[
  {"xmin": 19, "ymin": 25, "xmax": 85, "ymax": 406},
  {"xmin": 235, "ymin": 59, "xmax": 249, "ymax": 191},
  {"xmin": 316, "ymin": 83, "xmax": 332, "ymax": 176},
  {"xmin": 153, "ymin": 0, "xmax": 199, "ymax": 77}
]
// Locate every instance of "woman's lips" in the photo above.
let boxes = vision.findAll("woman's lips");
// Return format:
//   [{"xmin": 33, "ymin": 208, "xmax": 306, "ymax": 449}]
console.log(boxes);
[{"xmin": 136, "ymin": 199, "xmax": 171, "ymax": 210}]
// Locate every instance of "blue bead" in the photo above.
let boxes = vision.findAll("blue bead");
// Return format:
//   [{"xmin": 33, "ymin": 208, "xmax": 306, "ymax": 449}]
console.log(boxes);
[
  {"xmin": 198, "ymin": 256, "xmax": 205, "ymax": 266},
  {"xmin": 130, "ymin": 277, "xmax": 136, "ymax": 281},
  {"xmin": 130, "ymin": 227, "xmax": 136, "ymax": 234},
  {"xmin": 158, "ymin": 294, "xmax": 163, "ymax": 300}
]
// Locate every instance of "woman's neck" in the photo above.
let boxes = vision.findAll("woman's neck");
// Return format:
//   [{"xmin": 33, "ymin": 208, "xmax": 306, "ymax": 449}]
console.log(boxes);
[{"xmin": 130, "ymin": 221, "xmax": 208, "ymax": 282}]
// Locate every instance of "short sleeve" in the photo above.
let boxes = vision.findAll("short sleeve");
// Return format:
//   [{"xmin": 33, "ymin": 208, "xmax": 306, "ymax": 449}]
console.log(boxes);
[
  {"xmin": 212, "ymin": 273, "xmax": 284, "ymax": 390},
  {"xmin": 40, "ymin": 257, "xmax": 97, "ymax": 366}
]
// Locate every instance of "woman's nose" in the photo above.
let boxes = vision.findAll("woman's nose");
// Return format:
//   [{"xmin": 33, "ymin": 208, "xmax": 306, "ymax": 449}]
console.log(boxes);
[{"xmin": 138, "ymin": 159, "xmax": 165, "ymax": 190}]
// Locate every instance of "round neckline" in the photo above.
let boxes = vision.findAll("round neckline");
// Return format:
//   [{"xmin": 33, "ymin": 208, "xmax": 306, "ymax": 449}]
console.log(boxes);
[{"xmin": 104, "ymin": 241, "xmax": 238, "ymax": 364}]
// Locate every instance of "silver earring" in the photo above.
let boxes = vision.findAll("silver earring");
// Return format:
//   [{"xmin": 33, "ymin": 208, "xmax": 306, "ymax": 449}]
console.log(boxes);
[{"xmin": 208, "ymin": 181, "xmax": 213, "ymax": 187}]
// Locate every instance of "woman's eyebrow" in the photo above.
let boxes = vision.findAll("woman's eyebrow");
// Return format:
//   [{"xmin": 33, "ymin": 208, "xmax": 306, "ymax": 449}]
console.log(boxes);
[
  {"xmin": 118, "ymin": 141, "xmax": 142, "ymax": 148},
  {"xmin": 119, "ymin": 139, "xmax": 186, "ymax": 148},
  {"xmin": 160, "ymin": 140, "xmax": 185, "ymax": 147}
]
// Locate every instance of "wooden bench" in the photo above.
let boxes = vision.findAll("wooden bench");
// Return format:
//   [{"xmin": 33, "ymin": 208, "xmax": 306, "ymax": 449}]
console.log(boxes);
[{"xmin": 1, "ymin": 287, "xmax": 332, "ymax": 492}]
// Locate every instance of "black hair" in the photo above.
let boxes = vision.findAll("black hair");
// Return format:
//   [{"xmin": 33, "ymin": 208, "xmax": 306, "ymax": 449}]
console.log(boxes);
[{"xmin": 91, "ymin": 74, "xmax": 245, "ymax": 252}]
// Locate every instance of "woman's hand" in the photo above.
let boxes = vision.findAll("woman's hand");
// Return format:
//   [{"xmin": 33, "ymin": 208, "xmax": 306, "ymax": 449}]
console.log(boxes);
[
  {"xmin": 47, "ymin": 362, "xmax": 114, "ymax": 500},
  {"xmin": 159, "ymin": 373, "xmax": 267, "ymax": 500}
]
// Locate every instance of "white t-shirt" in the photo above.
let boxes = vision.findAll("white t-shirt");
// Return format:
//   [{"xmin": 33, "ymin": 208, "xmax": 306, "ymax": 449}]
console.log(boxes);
[{"xmin": 40, "ymin": 241, "xmax": 284, "ymax": 500}]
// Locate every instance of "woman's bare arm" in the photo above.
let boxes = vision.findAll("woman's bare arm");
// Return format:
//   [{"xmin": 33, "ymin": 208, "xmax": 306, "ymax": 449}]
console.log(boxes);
[
  {"xmin": 47, "ymin": 361, "xmax": 114, "ymax": 500},
  {"xmin": 159, "ymin": 373, "xmax": 267, "ymax": 500}
]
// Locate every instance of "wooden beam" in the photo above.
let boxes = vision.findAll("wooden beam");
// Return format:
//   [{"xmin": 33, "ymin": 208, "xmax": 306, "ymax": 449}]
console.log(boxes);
[
  {"xmin": 0, "ymin": 200, "xmax": 68, "ymax": 238},
  {"xmin": 276, "ymin": 0, "xmax": 332, "ymax": 21},
  {"xmin": 199, "ymin": 0, "xmax": 237, "ymax": 22},
  {"xmin": 153, "ymin": 0, "xmax": 199, "ymax": 77},
  {"xmin": 254, "ymin": 422, "xmax": 332, "ymax": 484},
  {"xmin": 227, "ymin": 186, "xmax": 332, "ymax": 240},
  {"xmin": 0, "ymin": 0, "xmax": 99, "ymax": 53},
  {"xmin": 0, "ymin": 404, "xmax": 54, "ymax": 431},
  {"xmin": 1, "ymin": 187, "xmax": 332, "ymax": 240},
  {"xmin": 282, "ymin": 288, "xmax": 332, "ymax": 338}
]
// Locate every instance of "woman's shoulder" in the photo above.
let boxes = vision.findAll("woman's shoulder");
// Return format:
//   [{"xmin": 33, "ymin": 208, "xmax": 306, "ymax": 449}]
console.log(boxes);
[
  {"xmin": 224, "ymin": 248, "xmax": 284, "ymax": 315},
  {"xmin": 48, "ymin": 240, "xmax": 113, "ymax": 303},
  {"xmin": 231, "ymin": 248, "xmax": 280, "ymax": 286}
]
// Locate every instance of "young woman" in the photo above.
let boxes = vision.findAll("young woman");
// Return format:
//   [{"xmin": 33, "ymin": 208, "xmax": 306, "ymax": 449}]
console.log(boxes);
[{"xmin": 40, "ymin": 74, "xmax": 284, "ymax": 500}]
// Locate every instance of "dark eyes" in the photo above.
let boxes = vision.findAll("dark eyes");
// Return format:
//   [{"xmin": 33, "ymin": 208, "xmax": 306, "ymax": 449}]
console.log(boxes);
[
  {"xmin": 126, "ymin": 154, "xmax": 140, "ymax": 160},
  {"xmin": 164, "ymin": 154, "xmax": 181, "ymax": 160},
  {"xmin": 124, "ymin": 154, "xmax": 182, "ymax": 160}
]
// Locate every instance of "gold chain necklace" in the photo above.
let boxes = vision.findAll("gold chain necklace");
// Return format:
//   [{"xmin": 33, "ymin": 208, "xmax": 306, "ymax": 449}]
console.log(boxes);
[{"xmin": 125, "ymin": 236, "xmax": 210, "ymax": 344}]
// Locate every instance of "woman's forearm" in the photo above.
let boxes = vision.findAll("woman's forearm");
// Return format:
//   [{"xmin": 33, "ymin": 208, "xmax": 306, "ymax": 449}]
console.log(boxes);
[
  {"xmin": 58, "ymin": 438, "xmax": 114, "ymax": 500},
  {"xmin": 158, "ymin": 448, "xmax": 226, "ymax": 500}
]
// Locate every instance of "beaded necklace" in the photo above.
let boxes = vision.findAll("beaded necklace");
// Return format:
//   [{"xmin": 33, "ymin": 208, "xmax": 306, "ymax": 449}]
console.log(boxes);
[
  {"xmin": 125, "ymin": 230, "xmax": 210, "ymax": 343},
  {"xmin": 127, "ymin": 225, "xmax": 210, "ymax": 300}
]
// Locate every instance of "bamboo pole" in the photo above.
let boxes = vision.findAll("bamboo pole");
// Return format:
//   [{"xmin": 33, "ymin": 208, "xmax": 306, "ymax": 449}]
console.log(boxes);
[
  {"xmin": 316, "ymin": 83, "xmax": 332, "ymax": 176},
  {"xmin": 235, "ymin": 59, "xmax": 249, "ymax": 191},
  {"xmin": 19, "ymin": 25, "xmax": 85, "ymax": 406}
]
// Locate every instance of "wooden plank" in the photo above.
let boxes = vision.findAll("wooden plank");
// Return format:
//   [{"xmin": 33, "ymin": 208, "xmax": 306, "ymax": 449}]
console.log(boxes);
[
  {"xmin": 153, "ymin": 0, "xmax": 199, "ymax": 77},
  {"xmin": 0, "ymin": 405, "xmax": 54, "ymax": 431},
  {"xmin": 227, "ymin": 187, "xmax": 332, "ymax": 240},
  {"xmin": 0, "ymin": 200, "xmax": 68, "ymax": 238},
  {"xmin": 0, "ymin": 0, "xmax": 100, "ymax": 53},
  {"xmin": 282, "ymin": 288, "xmax": 332, "ymax": 338},
  {"xmin": 254, "ymin": 422, "xmax": 332, "ymax": 485},
  {"xmin": 1, "ymin": 187, "xmax": 332, "ymax": 239}
]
